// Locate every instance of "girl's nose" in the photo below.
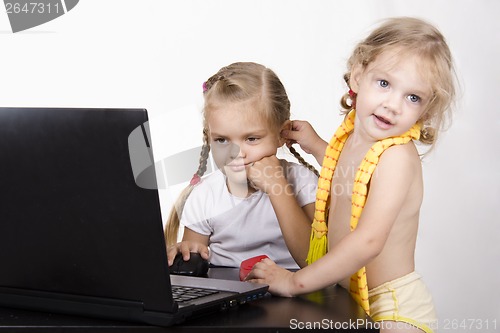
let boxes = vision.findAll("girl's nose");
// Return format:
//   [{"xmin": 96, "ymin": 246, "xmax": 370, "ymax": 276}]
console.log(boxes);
[
  {"xmin": 382, "ymin": 92, "xmax": 402, "ymax": 114},
  {"xmin": 229, "ymin": 142, "xmax": 244, "ymax": 160}
]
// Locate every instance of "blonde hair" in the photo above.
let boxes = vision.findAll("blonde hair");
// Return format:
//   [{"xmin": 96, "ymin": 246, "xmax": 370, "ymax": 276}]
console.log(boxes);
[
  {"xmin": 340, "ymin": 17, "xmax": 456, "ymax": 147},
  {"xmin": 165, "ymin": 62, "xmax": 318, "ymax": 247}
]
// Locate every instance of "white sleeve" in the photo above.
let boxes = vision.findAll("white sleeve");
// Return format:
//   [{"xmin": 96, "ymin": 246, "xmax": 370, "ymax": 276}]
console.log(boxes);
[{"xmin": 180, "ymin": 185, "xmax": 213, "ymax": 236}]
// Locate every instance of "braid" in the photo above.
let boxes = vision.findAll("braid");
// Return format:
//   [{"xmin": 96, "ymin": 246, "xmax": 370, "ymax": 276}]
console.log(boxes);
[
  {"xmin": 203, "ymin": 75, "xmax": 220, "ymax": 93},
  {"xmin": 203, "ymin": 66, "xmax": 237, "ymax": 94},
  {"xmin": 289, "ymin": 146, "xmax": 319, "ymax": 177},
  {"xmin": 340, "ymin": 92, "xmax": 355, "ymax": 113},
  {"xmin": 164, "ymin": 129, "xmax": 211, "ymax": 247},
  {"xmin": 196, "ymin": 129, "xmax": 211, "ymax": 176},
  {"xmin": 340, "ymin": 74, "xmax": 355, "ymax": 114},
  {"xmin": 420, "ymin": 126, "xmax": 436, "ymax": 145}
]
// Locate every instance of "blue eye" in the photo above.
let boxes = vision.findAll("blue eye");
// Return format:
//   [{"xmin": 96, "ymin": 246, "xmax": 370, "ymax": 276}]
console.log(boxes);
[
  {"xmin": 378, "ymin": 80, "xmax": 389, "ymax": 88},
  {"xmin": 408, "ymin": 94, "xmax": 420, "ymax": 103}
]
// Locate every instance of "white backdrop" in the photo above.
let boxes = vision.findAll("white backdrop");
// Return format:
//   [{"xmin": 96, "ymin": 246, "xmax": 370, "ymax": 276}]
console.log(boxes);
[{"xmin": 1, "ymin": 0, "xmax": 499, "ymax": 330}]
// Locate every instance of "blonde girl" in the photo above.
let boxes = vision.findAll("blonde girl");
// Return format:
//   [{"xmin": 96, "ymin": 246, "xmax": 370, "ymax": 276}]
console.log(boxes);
[
  {"xmin": 165, "ymin": 62, "xmax": 319, "ymax": 269},
  {"xmin": 247, "ymin": 17, "xmax": 456, "ymax": 333}
]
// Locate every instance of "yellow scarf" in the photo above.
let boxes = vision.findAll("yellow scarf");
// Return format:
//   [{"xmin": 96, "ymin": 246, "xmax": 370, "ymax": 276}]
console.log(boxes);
[{"xmin": 306, "ymin": 110, "xmax": 421, "ymax": 314}]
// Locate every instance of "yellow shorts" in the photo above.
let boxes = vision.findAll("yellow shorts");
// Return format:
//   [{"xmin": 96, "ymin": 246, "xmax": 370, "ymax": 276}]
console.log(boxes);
[{"xmin": 368, "ymin": 272, "xmax": 437, "ymax": 333}]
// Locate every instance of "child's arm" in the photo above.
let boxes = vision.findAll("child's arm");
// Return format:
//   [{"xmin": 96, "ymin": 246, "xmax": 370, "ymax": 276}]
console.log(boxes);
[
  {"xmin": 270, "ymin": 195, "xmax": 315, "ymax": 268},
  {"xmin": 281, "ymin": 120, "xmax": 328, "ymax": 165},
  {"xmin": 166, "ymin": 228, "xmax": 209, "ymax": 266},
  {"xmin": 247, "ymin": 145, "xmax": 419, "ymax": 295},
  {"xmin": 247, "ymin": 156, "xmax": 315, "ymax": 267},
  {"xmin": 246, "ymin": 224, "xmax": 382, "ymax": 296}
]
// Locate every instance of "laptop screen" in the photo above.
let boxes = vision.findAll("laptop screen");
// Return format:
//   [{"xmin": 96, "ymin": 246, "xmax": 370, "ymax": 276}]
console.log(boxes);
[{"xmin": 0, "ymin": 107, "xmax": 175, "ymax": 313}]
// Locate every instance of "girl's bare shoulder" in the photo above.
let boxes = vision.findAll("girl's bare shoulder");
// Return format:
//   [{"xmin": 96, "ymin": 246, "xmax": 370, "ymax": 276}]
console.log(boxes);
[{"xmin": 377, "ymin": 141, "xmax": 421, "ymax": 171}]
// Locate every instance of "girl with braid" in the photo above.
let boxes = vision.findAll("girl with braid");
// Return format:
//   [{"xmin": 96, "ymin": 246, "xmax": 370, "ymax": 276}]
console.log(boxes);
[
  {"xmin": 165, "ymin": 62, "xmax": 319, "ymax": 269},
  {"xmin": 247, "ymin": 17, "xmax": 457, "ymax": 333}
]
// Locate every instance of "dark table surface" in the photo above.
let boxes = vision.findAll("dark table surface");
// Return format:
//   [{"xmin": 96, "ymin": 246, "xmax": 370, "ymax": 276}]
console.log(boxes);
[{"xmin": 0, "ymin": 268, "xmax": 377, "ymax": 332}]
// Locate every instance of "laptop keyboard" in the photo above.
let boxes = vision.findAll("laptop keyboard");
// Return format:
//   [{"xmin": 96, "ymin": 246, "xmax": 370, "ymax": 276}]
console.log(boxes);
[{"xmin": 171, "ymin": 285, "xmax": 220, "ymax": 303}]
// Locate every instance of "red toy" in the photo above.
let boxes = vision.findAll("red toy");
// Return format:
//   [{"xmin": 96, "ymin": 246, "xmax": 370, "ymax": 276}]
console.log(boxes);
[{"xmin": 239, "ymin": 255, "xmax": 269, "ymax": 281}]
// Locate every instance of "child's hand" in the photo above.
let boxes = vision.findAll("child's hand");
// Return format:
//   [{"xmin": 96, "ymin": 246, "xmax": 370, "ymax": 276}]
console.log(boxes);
[
  {"xmin": 281, "ymin": 120, "xmax": 319, "ymax": 153},
  {"xmin": 281, "ymin": 120, "xmax": 327, "ymax": 163},
  {"xmin": 246, "ymin": 156, "xmax": 289, "ymax": 195},
  {"xmin": 245, "ymin": 258, "xmax": 296, "ymax": 297},
  {"xmin": 167, "ymin": 241, "xmax": 209, "ymax": 266}
]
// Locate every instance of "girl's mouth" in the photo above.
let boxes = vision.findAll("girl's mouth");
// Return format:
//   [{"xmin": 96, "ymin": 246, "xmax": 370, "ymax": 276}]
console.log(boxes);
[
  {"xmin": 373, "ymin": 114, "xmax": 393, "ymax": 129},
  {"xmin": 225, "ymin": 162, "xmax": 250, "ymax": 172}
]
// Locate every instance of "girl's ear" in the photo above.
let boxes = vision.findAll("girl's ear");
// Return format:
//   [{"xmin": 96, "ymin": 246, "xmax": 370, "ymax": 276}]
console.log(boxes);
[
  {"xmin": 349, "ymin": 63, "xmax": 364, "ymax": 93},
  {"xmin": 278, "ymin": 120, "xmax": 292, "ymax": 146}
]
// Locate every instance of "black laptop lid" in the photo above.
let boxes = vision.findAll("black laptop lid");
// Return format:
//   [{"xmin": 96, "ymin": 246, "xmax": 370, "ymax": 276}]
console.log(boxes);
[{"xmin": 0, "ymin": 107, "xmax": 175, "ymax": 313}]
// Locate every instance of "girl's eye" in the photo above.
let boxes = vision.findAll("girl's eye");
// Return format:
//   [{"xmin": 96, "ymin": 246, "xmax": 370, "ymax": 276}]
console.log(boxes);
[
  {"xmin": 378, "ymin": 80, "xmax": 389, "ymax": 88},
  {"xmin": 214, "ymin": 138, "xmax": 228, "ymax": 144},
  {"xmin": 247, "ymin": 137, "xmax": 259, "ymax": 143},
  {"xmin": 408, "ymin": 94, "xmax": 421, "ymax": 103}
]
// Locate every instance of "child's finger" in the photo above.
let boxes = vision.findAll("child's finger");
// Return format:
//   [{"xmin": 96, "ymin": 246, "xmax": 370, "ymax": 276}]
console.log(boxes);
[
  {"xmin": 245, "ymin": 277, "xmax": 266, "ymax": 285},
  {"xmin": 261, "ymin": 258, "xmax": 274, "ymax": 264},
  {"xmin": 179, "ymin": 244, "xmax": 193, "ymax": 260},
  {"xmin": 199, "ymin": 246, "xmax": 210, "ymax": 260},
  {"xmin": 166, "ymin": 247, "xmax": 179, "ymax": 266},
  {"xmin": 281, "ymin": 129, "xmax": 301, "ymax": 143}
]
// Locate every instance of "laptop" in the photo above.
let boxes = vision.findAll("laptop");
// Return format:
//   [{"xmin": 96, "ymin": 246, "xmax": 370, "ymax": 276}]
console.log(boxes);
[{"xmin": 0, "ymin": 107, "xmax": 268, "ymax": 326}]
